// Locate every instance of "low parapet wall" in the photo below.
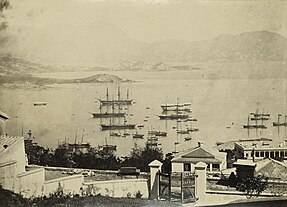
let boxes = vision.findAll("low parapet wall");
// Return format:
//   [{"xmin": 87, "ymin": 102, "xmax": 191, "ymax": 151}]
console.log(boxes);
[
  {"xmin": 44, "ymin": 174, "xmax": 84, "ymax": 196},
  {"xmin": 83, "ymin": 179, "xmax": 149, "ymax": 198}
]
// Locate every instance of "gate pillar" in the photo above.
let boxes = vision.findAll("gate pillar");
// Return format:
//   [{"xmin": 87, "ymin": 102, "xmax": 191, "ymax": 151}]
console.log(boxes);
[
  {"xmin": 195, "ymin": 161, "xmax": 207, "ymax": 202},
  {"xmin": 148, "ymin": 160, "xmax": 163, "ymax": 200}
]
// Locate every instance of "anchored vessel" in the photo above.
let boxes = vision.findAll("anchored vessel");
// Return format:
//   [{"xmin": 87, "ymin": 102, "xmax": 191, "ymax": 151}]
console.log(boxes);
[
  {"xmin": 243, "ymin": 109, "xmax": 270, "ymax": 129},
  {"xmin": 273, "ymin": 114, "xmax": 287, "ymax": 126},
  {"xmin": 33, "ymin": 102, "xmax": 47, "ymax": 106},
  {"xmin": 101, "ymin": 123, "xmax": 136, "ymax": 130},
  {"xmin": 133, "ymin": 132, "xmax": 144, "ymax": 139},
  {"xmin": 99, "ymin": 137, "xmax": 117, "ymax": 151},
  {"xmin": 158, "ymin": 114, "xmax": 189, "ymax": 120},
  {"xmin": 148, "ymin": 131, "xmax": 167, "ymax": 137},
  {"xmin": 161, "ymin": 103, "xmax": 191, "ymax": 112},
  {"xmin": 90, "ymin": 103, "xmax": 125, "ymax": 118},
  {"xmin": 99, "ymin": 86, "xmax": 132, "ymax": 105}
]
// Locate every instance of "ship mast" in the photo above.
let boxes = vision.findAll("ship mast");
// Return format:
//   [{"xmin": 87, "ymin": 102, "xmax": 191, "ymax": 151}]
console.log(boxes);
[
  {"xmin": 118, "ymin": 86, "xmax": 121, "ymax": 101},
  {"xmin": 106, "ymin": 87, "xmax": 109, "ymax": 101},
  {"xmin": 278, "ymin": 114, "xmax": 281, "ymax": 124},
  {"xmin": 81, "ymin": 129, "xmax": 85, "ymax": 144},
  {"xmin": 127, "ymin": 88, "xmax": 129, "ymax": 100}
]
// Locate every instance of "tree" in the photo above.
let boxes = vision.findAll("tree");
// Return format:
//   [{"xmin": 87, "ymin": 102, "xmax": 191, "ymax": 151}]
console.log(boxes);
[
  {"xmin": 122, "ymin": 143, "xmax": 164, "ymax": 172},
  {"xmin": 0, "ymin": 0, "xmax": 9, "ymax": 12},
  {"xmin": 236, "ymin": 174, "xmax": 268, "ymax": 198}
]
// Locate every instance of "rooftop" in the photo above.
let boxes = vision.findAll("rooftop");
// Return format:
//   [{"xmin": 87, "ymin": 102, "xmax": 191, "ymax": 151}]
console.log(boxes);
[
  {"xmin": 256, "ymin": 158, "xmax": 287, "ymax": 180},
  {"xmin": 172, "ymin": 146, "xmax": 225, "ymax": 164},
  {"xmin": 235, "ymin": 139, "xmax": 287, "ymax": 150},
  {"xmin": 0, "ymin": 135, "xmax": 23, "ymax": 154},
  {"xmin": 233, "ymin": 159, "xmax": 256, "ymax": 167}
]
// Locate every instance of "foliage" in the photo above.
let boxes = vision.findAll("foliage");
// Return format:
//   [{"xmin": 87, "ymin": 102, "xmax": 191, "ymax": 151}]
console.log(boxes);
[
  {"xmin": 135, "ymin": 191, "xmax": 143, "ymax": 198},
  {"xmin": 0, "ymin": 0, "xmax": 9, "ymax": 12},
  {"xmin": 162, "ymin": 153, "xmax": 174, "ymax": 173},
  {"xmin": 0, "ymin": 185, "xmax": 30, "ymax": 207},
  {"xmin": 25, "ymin": 141, "xmax": 164, "ymax": 171},
  {"xmin": 25, "ymin": 142, "xmax": 120, "ymax": 170},
  {"xmin": 122, "ymin": 143, "xmax": 164, "ymax": 172},
  {"xmin": 236, "ymin": 174, "xmax": 269, "ymax": 198},
  {"xmin": 25, "ymin": 142, "xmax": 54, "ymax": 166}
]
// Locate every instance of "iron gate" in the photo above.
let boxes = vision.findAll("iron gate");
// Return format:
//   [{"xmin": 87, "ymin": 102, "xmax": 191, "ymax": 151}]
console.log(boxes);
[{"xmin": 158, "ymin": 171, "xmax": 197, "ymax": 203}]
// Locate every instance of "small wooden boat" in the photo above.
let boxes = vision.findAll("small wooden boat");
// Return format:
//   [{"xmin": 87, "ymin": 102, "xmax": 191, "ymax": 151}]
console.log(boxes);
[{"xmin": 33, "ymin": 102, "xmax": 47, "ymax": 106}]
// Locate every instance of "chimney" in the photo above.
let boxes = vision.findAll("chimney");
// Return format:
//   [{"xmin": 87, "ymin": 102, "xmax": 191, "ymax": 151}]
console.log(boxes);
[
  {"xmin": 27, "ymin": 130, "xmax": 32, "ymax": 140},
  {"xmin": 198, "ymin": 141, "xmax": 203, "ymax": 147}
]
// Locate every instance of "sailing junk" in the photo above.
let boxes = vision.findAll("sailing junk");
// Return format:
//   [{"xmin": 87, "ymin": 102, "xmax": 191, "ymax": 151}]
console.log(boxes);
[{"xmin": 99, "ymin": 86, "xmax": 132, "ymax": 105}]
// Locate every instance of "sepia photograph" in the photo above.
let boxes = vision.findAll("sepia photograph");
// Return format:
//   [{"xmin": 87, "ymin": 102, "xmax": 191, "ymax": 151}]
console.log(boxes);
[{"xmin": 0, "ymin": 0, "xmax": 286, "ymax": 206}]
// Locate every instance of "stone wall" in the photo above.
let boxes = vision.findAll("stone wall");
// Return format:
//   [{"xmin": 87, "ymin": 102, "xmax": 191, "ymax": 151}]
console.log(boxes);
[
  {"xmin": 44, "ymin": 175, "xmax": 84, "ymax": 196},
  {"xmin": 16, "ymin": 168, "xmax": 45, "ymax": 198},
  {"xmin": 83, "ymin": 179, "xmax": 149, "ymax": 198},
  {"xmin": 0, "ymin": 137, "xmax": 26, "ymax": 174},
  {"xmin": 0, "ymin": 160, "xmax": 17, "ymax": 192}
]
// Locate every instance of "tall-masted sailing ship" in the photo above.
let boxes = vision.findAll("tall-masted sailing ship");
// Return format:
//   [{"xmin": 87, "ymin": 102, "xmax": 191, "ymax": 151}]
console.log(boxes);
[{"xmin": 98, "ymin": 86, "xmax": 133, "ymax": 105}]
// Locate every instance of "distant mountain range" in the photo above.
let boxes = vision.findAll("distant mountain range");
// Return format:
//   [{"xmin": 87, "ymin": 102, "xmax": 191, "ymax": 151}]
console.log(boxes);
[
  {"xmin": 10, "ymin": 21, "xmax": 287, "ymax": 64},
  {"xmin": 114, "ymin": 60, "xmax": 174, "ymax": 71},
  {"xmin": 149, "ymin": 31, "xmax": 287, "ymax": 62},
  {"xmin": 0, "ymin": 56, "xmax": 54, "ymax": 75}
]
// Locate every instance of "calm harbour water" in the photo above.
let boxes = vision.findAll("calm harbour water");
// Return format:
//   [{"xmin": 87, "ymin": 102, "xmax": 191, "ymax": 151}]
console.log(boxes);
[{"xmin": 1, "ymin": 70, "xmax": 287, "ymax": 156}]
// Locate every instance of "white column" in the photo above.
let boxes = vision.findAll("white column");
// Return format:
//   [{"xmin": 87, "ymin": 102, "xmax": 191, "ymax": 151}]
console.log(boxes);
[
  {"xmin": 148, "ymin": 160, "xmax": 163, "ymax": 200},
  {"xmin": 195, "ymin": 161, "xmax": 207, "ymax": 202}
]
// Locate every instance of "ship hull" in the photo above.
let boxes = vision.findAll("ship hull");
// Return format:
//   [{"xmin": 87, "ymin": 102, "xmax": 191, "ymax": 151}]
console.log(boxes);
[
  {"xmin": 273, "ymin": 122, "xmax": 287, "ymax": 126},
  {"xmin": 148, "ymin": 131, "xmax": 167, "ymax": 136},
  {"xmin": 158, "ymin": 114, "xmax": 189, "ymax": 120},
  {"xmin": 101, "ymin": 124, "xmax": 136, "ymax": 130},
  {"xmin": 100, "ymin": 100, "xmax": 133, "ymax": 105},
  {"xmin": 90, "ymin": 112, "xmax": 125, "ymax": 118},
  {"xmin": 243, "ymin": 125, "xmax": 267, "ymax": 129}
]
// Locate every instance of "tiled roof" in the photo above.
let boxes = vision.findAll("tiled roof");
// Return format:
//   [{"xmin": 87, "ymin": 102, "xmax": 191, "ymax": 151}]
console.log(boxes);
[
  {"xmin": 256, "ymin": 158, "xmax": 287, "ymax": 180},
  {"xmin": 172, "ymin": 157, "xmax": 222, "ymax": 164},
  {"xmin": 172, "ymin": 146, "xmax": 225, "ymax": 164},
  {"xmin": 182, "ymin": 148, "xmax": 215, "ymax": 159},
  {"xmin": 0, "ymin": 111, "xmax": 10, "ymax": 120},
  {"xmin": 0, "ymin": 135, "xmax": 22, "ymax": 154}
]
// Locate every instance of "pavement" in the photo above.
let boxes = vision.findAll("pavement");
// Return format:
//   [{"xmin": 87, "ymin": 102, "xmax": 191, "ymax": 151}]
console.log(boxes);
[{"xmin": 182, "ymin": 193, "xmax": 246, "ymax": 207}]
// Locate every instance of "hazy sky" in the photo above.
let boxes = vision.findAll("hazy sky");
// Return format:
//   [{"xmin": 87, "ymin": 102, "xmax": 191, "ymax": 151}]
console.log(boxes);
[{"xmin": 7, "ymin": 0, "xmax": 287, "ymax": 42}]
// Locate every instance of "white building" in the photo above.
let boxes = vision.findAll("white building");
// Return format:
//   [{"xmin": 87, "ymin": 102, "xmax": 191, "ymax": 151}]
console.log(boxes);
[
  {"xmin": 0, "ymin": 111, "xmax": 84, "ymax": 198},
  {"xmin": 171, "ymin": 143, "xmax": 227, "ymax": 173},
  {"xmin": 234, "ymin": 138, "xmax": 287, "ymax": 161}
]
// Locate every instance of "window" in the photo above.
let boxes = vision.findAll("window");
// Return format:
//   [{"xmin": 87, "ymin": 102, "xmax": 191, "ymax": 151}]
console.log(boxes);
[
  {"xmin": 255, "ymin": 151, "xmax": 259, "ymax": 157},
  {"xmin": 213, "ymin": 164, "xmax": 220, "ymax": 171},
  {"xmin": 285, "ymin": 151, "xmax": 287, "ymax": 157},
  {"xmin": 206, "ymin": 164, "xmax": 210, "ymax": 170},
  {"xmin": 275, "ymin": 151, "xmax": 279, "ymax": 157},
  {"xmin": 280, "ymin": 151, "xmax": 284, "ymax": 157},
  {"xmin": 270, "ymin": 151, "xmax": 275, "ymax": 158},
  {"xmin": 260, "ymin": 151, "xmax": 264, "ymax": 157},
  {"xmin": 184, "ymin": 163, "xmax": 191, "ymax": 171},
  {"xmin": 265, "ymin": 151, "xmax": 269, "ymax": 158},
  {"xmin": 245, "ymin": 153, "xmax": 249, "ymax": 158}
]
